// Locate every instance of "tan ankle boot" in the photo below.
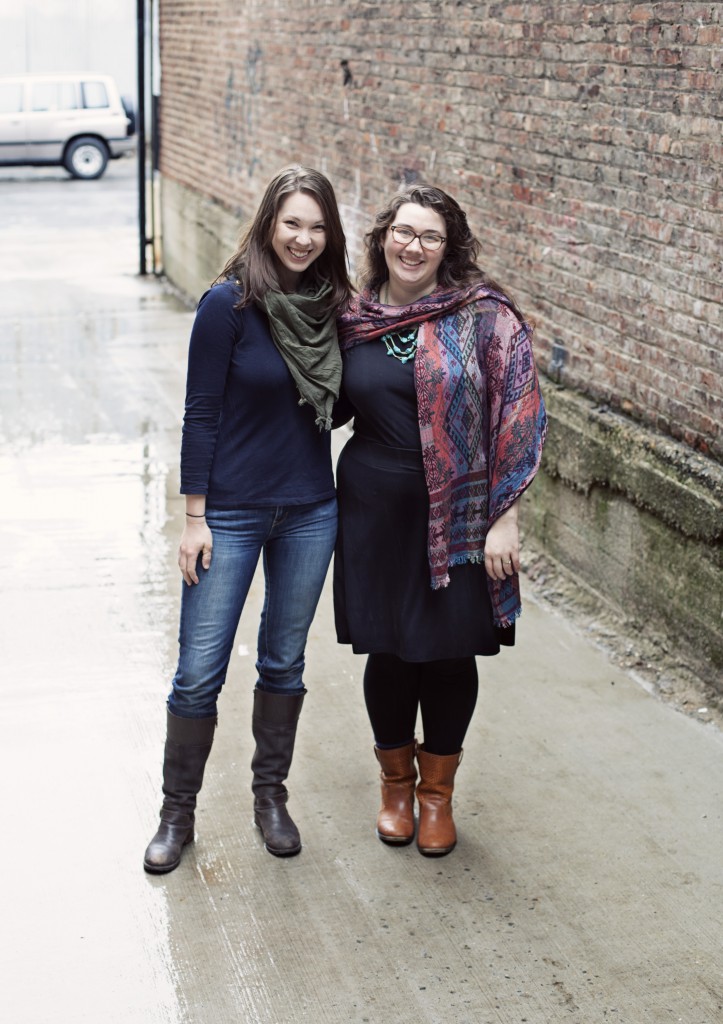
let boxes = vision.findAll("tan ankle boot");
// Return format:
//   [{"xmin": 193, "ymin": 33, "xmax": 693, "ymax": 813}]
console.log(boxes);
[
  {"xmin": 416, "ymin": 744, "xmax": 463, "ymax": 856},
  {"xmin": 374, "ymin": 742, "xmax": 417, "ymax": 845}
]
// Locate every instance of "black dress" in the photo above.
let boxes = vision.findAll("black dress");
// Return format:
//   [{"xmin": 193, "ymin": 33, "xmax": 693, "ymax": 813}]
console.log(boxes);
[{"xmin": 333, "ymin": 338, "xmax": 512, "ymax": 661}]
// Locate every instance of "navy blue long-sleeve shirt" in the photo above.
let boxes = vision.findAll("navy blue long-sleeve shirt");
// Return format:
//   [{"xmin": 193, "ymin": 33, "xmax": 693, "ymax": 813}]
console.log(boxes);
[{"xmin": 180, "ymin": 280, "xmax": 335, "ymax": 508}]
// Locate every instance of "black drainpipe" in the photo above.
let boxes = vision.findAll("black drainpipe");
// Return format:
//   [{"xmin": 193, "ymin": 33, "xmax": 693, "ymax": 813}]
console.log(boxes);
[{"xmin": 137, "ymin": 0, "xmax": 147, "ymax": 276}]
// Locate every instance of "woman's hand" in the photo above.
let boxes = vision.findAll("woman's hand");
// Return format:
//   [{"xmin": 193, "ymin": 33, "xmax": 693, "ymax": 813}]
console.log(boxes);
[
  {"xmin": 484, "ymin": 500, "xmax": 520, "ymax": 581},
  {"xmin": 178, "ymin": 521, "xmax": 213, "ymax": 585}
]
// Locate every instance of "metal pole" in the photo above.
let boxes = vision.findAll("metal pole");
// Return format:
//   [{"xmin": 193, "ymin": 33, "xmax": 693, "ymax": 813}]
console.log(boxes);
[
  {"xmin": 137, "ymin": 0, "xmax": 147, "ymax": 276},
  {"xmin": 148, "ymin": 0, "xmax": 157, "ymax": 275}
]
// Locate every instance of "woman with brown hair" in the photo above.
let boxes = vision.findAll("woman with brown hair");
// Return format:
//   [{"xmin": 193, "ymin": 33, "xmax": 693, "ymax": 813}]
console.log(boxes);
[
  {"xmin": 144, "ymin": 166, "xmax": 352, "ymax": 873},
  {"xmin": 334, "ymin": 183, "xmax": 547, "ymax": 856}
]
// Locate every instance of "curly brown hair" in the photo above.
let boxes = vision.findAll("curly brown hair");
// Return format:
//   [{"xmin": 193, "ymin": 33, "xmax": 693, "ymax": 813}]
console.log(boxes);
[{"xmin": 360, "ymin": 183, "xmax": 523, "ymax": 319}]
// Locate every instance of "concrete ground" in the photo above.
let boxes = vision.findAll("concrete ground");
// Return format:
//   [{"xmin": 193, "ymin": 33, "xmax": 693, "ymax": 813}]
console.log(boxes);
[{"xmin": 1, "ymin": 158, "xmax": 721, "ymax": 1024}]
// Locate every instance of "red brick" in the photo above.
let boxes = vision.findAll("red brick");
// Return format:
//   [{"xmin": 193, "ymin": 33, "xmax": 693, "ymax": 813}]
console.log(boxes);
[{"xmin": 158, "ymin": 0, "xmax": 723, "ymax": 461}]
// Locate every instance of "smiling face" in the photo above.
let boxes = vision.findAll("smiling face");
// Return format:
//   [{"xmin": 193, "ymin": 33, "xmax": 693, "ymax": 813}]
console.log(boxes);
[
  {"xmin": 382, "ymin": 202, "xmax": 447, "ymax": 304},
  {"xmin": 270, "ymin": 191, "xmax": 327, "ymax": 291}
]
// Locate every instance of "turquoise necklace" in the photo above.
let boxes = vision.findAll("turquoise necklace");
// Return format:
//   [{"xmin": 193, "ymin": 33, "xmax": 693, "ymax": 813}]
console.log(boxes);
[
  {"xmin": 379, "ymin": 285, "xmax": 420, "ymax": 363},
  {"xmin": 381, "ymin": 326, "xmax": 419, "ymax": 363}
]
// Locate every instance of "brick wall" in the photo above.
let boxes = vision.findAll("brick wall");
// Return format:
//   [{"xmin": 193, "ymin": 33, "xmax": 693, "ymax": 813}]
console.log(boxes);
[
  {"xmin": 159, "ymin": 0, "xmax": 722, "ymax": 460},
  {"xmin": 157, "ymin": 1, "xmax": 723, "ymax": 687}
]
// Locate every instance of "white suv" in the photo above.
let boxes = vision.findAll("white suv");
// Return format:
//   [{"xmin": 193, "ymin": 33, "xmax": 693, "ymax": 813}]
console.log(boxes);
[{"xmin": 0, "ymin": 73, "xmax": 136, "ymax": 179}]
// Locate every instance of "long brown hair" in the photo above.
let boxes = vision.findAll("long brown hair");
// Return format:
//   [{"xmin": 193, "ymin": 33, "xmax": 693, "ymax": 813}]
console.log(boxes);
[
  {"xmin": 218, "ymin": 166, "xmax": 352, "ymax": 314},
  {"xmin": 360, "ymin": 183, "xmax": 524, "ymax": 319}
]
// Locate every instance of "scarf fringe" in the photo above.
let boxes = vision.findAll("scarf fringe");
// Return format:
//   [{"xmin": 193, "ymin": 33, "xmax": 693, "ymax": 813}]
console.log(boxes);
[
  {"xmin": 431, "ymin": 552, "xmax": 485, "ymax": 590},
  {"xmin": 495, "ymin": 605, "xmax": 522, "ymax": 629}
]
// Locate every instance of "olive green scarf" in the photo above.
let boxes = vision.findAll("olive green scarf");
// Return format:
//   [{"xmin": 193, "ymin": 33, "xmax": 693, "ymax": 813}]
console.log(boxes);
[{"xmin": 261, "ymin": 282, "xmax": 341, "ymax": 431}]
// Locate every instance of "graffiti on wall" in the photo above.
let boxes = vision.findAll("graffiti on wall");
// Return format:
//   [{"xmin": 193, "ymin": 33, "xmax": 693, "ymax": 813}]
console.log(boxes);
[{"xmin": 223, "ymin": 43, "xmax": 265, "ymax": 180}]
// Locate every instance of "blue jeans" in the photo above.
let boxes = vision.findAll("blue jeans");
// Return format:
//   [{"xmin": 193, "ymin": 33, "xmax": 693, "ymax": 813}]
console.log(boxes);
[{"xmin": 168, "ymin": 499, "xmax": 337, "ymax": 718}]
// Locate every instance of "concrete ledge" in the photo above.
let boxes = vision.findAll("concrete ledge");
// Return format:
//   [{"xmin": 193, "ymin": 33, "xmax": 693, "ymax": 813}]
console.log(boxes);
[
  {"xmin": 541, "ymin": 384, "xmax": 723, "ymax": 543},
  {"xmin": 527, "ymin": 380, "xmax": 723, "ymax": 691},
  {"xmin": 160, "ymin": 175, "xmax": 241, "ymax": 301}
]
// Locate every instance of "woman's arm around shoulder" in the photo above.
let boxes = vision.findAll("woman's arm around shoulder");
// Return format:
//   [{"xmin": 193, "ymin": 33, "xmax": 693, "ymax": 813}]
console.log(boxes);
[{"xmin": 331, "ymin": 387, "xmax": 355, "ymax": 429}]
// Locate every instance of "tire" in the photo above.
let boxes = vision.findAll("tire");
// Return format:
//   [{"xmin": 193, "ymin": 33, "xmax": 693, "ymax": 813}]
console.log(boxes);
[{"xmin": 64, "ymin": 137, "xmax": 109, "ymax": 180}]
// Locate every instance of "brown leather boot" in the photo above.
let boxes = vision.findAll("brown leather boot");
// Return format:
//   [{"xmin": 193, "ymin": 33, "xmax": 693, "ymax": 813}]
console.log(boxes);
[
  {"xmin": 251, "ymin": 688, "xmax": 305, "ymax": 857},
  {"xmin": 143, "ymin": 709, "xmax": 217, "ymax": 874},
  {"xmin": 416, "ymin": 744, "xmax": 463, "ymax": 856},
  {"xmin": 374, "ymin": 742, "xmax": 417, "ymax": 845}
]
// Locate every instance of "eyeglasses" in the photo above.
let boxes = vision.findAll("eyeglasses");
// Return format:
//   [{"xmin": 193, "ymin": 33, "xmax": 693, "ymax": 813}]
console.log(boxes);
[{"xmin": 390, "ymin": 224, "xmax": 446, "ymax": 252}]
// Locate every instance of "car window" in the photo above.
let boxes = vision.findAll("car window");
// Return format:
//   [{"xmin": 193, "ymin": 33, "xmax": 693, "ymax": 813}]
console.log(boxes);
[
  {"xmin": 82, "ymin": 81, "xmax": 109, "ymax": 109},
  {"xmin": 0, "ymin": 83, "xmax": 24, "ymax": 114},
  {"xmin": 31, "ymin": 81, "xmax": 78, "ymax": 112}
]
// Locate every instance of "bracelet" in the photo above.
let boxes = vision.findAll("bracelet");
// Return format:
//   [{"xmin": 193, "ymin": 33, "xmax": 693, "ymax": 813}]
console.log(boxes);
[{"xmin": 185, "ymin": 512, "xmax": 206, "ymax": 518}]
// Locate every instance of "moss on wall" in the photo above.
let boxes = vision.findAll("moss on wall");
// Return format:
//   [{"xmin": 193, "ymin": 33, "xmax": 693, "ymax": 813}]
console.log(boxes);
[{"xmin": 528, "ymin": 382, "xmax": 723, "ymax": 690}]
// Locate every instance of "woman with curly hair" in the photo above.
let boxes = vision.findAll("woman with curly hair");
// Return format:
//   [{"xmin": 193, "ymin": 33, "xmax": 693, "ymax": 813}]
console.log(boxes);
[{"xmin": 333, "ymin": 184, "xmax": 547, "ymax": 856}]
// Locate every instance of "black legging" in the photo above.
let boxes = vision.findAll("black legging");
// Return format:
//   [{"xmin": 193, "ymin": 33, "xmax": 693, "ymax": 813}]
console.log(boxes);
[{"xmin": 363, "ymin": 653, "xmax": 479, "ymax": 756}]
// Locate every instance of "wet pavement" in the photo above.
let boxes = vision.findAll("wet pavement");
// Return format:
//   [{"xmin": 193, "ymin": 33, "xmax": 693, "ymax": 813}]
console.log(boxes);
[{"xmin": 1, "ymin": 158, "xmax": 722, "ymax": 1024}]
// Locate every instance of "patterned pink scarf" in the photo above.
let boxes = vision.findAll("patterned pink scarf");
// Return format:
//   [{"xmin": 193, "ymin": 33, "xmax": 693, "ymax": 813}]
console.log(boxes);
[{"xmin": 338, "ymin": 283, "xmax": 547, "ymax": 628}]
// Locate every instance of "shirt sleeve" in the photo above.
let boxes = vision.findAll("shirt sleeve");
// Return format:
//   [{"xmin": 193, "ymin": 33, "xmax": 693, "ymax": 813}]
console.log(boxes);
[
  {"xmin": 331, "ymin": 386, "xmax": 355, "ymax": 429},
  {"xmin": 180, "ymin": 283, "xmax": 243, "ymax": 495}
]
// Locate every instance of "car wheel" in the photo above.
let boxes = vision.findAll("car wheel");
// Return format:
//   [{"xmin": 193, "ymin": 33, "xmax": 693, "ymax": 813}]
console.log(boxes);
[{"xmin": 64, "ymin": 137, "xmax": 109, "ymax": 180}]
